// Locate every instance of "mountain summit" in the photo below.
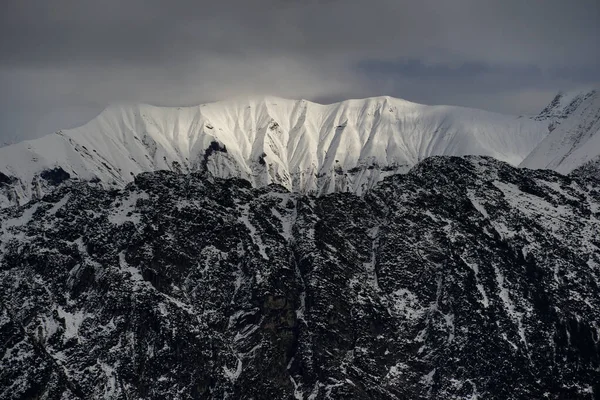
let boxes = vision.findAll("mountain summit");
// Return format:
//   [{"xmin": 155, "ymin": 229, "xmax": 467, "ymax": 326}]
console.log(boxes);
[
  {"xmin": 521, "ymin": 90, "xmax": 600, "ymax": 178},
  {"xmin": 0, "ymin": 96, "xmax": 547, "ymax": 208}
]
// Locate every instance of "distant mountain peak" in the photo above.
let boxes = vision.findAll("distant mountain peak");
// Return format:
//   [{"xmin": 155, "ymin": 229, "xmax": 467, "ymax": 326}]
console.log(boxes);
[
  {"xmin": 535, "ymin": 89, "xmax": 598, "ymax": 127},
  {"xmin": 521, "ymin": 89, "xmax": 600, "ymax": 175},
  {"xmin": 0, "ymin": 96, "xmax": 547, "ymax": 208}
]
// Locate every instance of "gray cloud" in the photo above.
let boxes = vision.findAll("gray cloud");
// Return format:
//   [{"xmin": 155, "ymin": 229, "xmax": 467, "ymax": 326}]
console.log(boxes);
[{"xmin": 1, "ymin": 0, "xmax": 599, "ymax": 143}]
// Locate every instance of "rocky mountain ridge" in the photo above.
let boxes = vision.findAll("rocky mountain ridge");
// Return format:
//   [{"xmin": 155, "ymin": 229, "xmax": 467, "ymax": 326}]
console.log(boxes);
[{"xmin": 1, "ymin": 156, "xmax": 599, "ymax": 399}]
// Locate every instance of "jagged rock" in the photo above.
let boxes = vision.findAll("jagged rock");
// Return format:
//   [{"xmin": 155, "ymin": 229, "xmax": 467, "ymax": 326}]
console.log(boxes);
[
  {"xmin": 1, "ymin": 156, "xmax": 599, "ymax": 399},
  {"xmin": 0, "ymin": 173, "xmax": 12, "ymax": 186},
  {"xmin": 40, "ymin": 167, "xmax": 71, "ymax": 186}
]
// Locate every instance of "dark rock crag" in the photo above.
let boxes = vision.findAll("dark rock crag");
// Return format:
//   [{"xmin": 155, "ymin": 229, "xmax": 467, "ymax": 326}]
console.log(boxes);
[{"xmin": 1, "ymin": 156, "xmax": 599, "ymax": 399}]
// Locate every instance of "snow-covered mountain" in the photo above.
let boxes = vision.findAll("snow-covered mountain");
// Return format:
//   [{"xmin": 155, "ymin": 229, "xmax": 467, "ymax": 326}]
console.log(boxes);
[
  {"xmin": 520, "ymin": 90, "xmax": 600, "ymax": 176},
  {"xmin": 0, "ymin": 96, "xmax": 548, "ymax": 207},
  {"xmin": 533, "ymin": 90, "xmax": 595, "ymax": 127}
]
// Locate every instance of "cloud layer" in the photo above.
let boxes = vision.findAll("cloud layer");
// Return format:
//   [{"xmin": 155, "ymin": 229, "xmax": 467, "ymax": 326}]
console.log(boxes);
[{"xmin": 1, "ymin": 0, "xmax": 599, "ymax": 143}]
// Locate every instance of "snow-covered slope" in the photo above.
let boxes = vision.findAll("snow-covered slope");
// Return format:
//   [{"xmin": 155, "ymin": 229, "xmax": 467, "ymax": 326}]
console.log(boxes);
[
  {"xmin": 521, "ymin": 90, "xmax": 600, "ymax": 175},
  {"xmin": 533, "ymin": 90, "xmax": 594, "ymax": 128},
  {"xmin": 0, "ymin": 96, "xmax": 548, "ymax": 207}
]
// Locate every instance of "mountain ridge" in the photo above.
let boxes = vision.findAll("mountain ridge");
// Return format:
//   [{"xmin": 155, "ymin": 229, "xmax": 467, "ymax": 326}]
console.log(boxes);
[
  {"xmin": 0, "ymin": 95, "xmax": 548, "ymax": 208},
  {"xmin": 520, "ymin": 89, "xmax": 600, "ymax": 176},
  {"xmin": 1, "ymin": 155, "xmax": 599, "ymax": 399}
]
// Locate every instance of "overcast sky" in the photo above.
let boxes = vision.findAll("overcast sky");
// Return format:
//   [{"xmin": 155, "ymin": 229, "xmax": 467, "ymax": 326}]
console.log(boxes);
[{"xmin": 1, "ymin": 0, "xmax": 599, "ymax": 145}]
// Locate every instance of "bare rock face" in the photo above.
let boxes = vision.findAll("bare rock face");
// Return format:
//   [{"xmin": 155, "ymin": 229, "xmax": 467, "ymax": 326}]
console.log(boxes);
[
  {"xmin": 39, "ymin": 167, "xmax": 71, "ymax": 186},
  {"xmin": 1, "ymin": 156, "xmax": 599, "ymax": 399}
]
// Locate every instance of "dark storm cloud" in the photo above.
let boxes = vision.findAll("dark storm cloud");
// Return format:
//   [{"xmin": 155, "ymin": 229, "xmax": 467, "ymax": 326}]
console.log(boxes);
[
  {"xmin": 356, "ymin": 59, "xmax": 600, "ymax": 98},
  {"xmin": 1, "ymin": 0, "xmax": 599, "ymax": 143},
  {"xmin": 356, "ymin": 60, "xmax": 546, "ymax": 81}
]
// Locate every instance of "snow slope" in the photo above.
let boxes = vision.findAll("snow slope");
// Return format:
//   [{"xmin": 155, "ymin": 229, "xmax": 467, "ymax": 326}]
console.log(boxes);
[
  {"xmin": 520, "ymin": 90, "xmax": 600, "ymax": 175},
  {"xmin": 534, "ymin": 90, "xmax": 594, "ymax": 127},
  {"xmin": 0, "ymin": 96, "xmax": 548, "ymax": 207}
]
